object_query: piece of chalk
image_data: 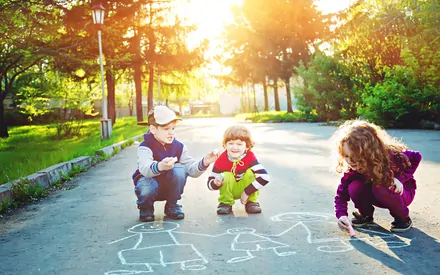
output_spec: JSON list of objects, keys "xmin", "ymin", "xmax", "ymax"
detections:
[{"xmin": 348, "ymin": 225, "xmax": 356, "ymax": 237}]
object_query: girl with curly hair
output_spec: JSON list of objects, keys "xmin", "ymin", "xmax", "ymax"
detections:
[{"xmin": 332, "ymin": 120, "xmax": 422, "ymax": 233}]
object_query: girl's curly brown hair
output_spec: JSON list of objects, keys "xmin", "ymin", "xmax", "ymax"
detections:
[
  {"xmin": 222, "ymin": 125, "xmax": 255, "ymax": 149},
  {"xmin": 331, "ymin": 120, "xmax": 410, "ymax": 187}
]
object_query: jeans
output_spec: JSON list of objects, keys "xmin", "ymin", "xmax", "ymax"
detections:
[
  {"xmin": 135, "ymin": 163, "xmax": 188, "ymax": 209},
  {"xmin": 349, "ymin": 180, "xmax": 416, "ymax": 220}
]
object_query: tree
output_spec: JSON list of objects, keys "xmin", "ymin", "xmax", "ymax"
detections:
[{"xmin": 0, "ymin": 0, "xmax": 65, "ymax": 138}]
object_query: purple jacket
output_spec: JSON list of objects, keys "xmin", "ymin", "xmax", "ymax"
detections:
[{"xmin": 334, "ymin": 150, "xmax": 422, "ymax": 219}]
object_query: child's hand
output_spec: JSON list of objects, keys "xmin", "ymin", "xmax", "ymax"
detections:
[
  {"xmin": 158, "ymin": 157, "xmax": 177, "ymax": 171},
  {"xmin": 390, "ymin": 178, "xmax": 404, "ymax": 195},
  {"xmin": 203, "ymin": 149, "xmax": 219, "ymax": 166},
  {"xmin": 240, "ymin": 192, "xmax": 249, "ymax": 205},
  {"xmin": 338, "ymin": 216, "xmax": 356, "ymax": 237},
  {"xmin": 214, "ymin": 177, "xmax": 224, "ymax": 187},
  {"xmin": 337, "ymin": 216, "xmax": 351, "ymax": 231}
]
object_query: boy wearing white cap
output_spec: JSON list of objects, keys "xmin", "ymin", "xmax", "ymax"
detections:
[{"xmin": 132, "ymin": 106, "xmax": 218, "ymax": 221}]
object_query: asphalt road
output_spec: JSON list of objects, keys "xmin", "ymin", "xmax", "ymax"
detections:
[{"xmin": 1, "ymin": 118, "xmax": 439, "ymax": 275}]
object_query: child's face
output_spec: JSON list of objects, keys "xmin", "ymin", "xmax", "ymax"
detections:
[
  {"xmin": 150, "ymin": 121, "xmax": 177, "ymax": 145},
  {"xmin": 225, "ymin": 139, "xmax": 248, "ymax": 160},
  {"xmin": 343, "ymin": 142, "xmax": 358, "ymax": 171}
]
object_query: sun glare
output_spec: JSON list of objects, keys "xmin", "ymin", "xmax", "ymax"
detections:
[{"xmin": 177, "ymin": 0, "xmax": 352, "ymax": 74}]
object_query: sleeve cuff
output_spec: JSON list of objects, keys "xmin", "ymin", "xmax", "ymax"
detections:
[
  {"xmin": 244, "ymin": 184, "xmax": 257, "ymax": 196},
  {"xmin": 208, "ymin": 179, "xmax": 220, "ymax": 190},
  {"xmin": 198, "ymin": 159, "xmax": 209, "ymax": 171},
  {"xmin": 150, "ymin": 161, "xmax": 161, "ymax": 175},
  {"xmin": 336, "ymin": 211, "xmax": 348, "ymax": 219}
]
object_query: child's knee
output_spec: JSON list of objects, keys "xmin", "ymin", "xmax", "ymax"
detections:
[
  {"xmin": 169, "ymin": 164, "xmax": 187, "ymax": 180},
  {"xmin": 135, "ymin": 177, "xmax": 158, "ymax": 198},
  {"xmin": 348, "ymin": 180, "xmax": 369, "ymax": 199}
]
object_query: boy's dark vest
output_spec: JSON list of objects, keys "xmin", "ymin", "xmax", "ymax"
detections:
[{"xmin": 132, "ymin": 131, "xmax": 184, "ymax": 185}]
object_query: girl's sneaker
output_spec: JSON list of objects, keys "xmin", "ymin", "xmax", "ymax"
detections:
[
  {"xmin": 390, "ymin": 217, "xmax": 413, "ymax": 233},
  {"xmin": 351, "ymin": 211, "xmax": 374, "ymax": 227}
]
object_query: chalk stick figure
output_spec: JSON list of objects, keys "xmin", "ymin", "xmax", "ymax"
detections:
[
  {"xmin": 226, "ymin": 227, "xmax": 296, "ymax": 263},
  {"xmin": 106, "ymin": 222, "xmax": 208, "ymax": 275}
]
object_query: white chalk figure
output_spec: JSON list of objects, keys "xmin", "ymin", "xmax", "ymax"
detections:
[
  {"xmin": 270, "ymin": 212, "xmax": 410, "ymax": 253},
  {"xmin": 226, "ymin": 227, "xmax": 296, "ymax": 263},
  {"xmin": 105, "ymin": 222, "xmax": 208, "ymax": 275}
]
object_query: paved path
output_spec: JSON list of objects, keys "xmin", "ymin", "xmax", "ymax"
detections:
[{"xmin": 1, "ymin": 118, "xmax": 439, "ymax": 275}]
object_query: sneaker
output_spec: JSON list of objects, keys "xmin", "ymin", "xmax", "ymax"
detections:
[
  {"xmin": 217, "ymin": 203, "xmax": 232, "ymax": 215},
  {"xmin": 138, "ymin": 206, "xmax": 154, "ymax": 222},
  {"xmin": 351, "ymin": 211, "xmax": 374, "ymax": 227},
  {"xmin": 245, "ymin": 202, "xmax": 262, "ymax": 214},
  {"xmin": 390, "ymin": 217, "xmax": 412, "ymax": 233},
  {"xmin": 164, "ymin": 202, "xmax": 185, "ymax": 220}
]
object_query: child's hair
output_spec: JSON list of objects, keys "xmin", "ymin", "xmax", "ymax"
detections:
[
  {"xmin": 331, "ymin": 120, "xmax": 410, "ymax": 186},
  {"xmin": 222, "ymin": 125, "xmax": 255, "ymax": 149}
]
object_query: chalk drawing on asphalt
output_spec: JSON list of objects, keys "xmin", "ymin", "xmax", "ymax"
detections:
[
  {"xmin": 270, "ymin": 212, "xmax": 411, "ymax": 253},
  {"xmin": 105, "ymin": 212, "xmax": 412, "ymax": 274},
  {"xmin": 105, "ymin": 222, "xmax": 208, "ymax": 275}
]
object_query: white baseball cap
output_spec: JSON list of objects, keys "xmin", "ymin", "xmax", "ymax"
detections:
[{"xmin": 148, "ymin": 105, "xmax": 182, "ymax": 126}]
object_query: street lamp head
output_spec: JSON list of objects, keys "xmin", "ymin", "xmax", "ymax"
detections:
[{"xmin": 92, "ymin": 3, "xmax": 105, "ymax": 25}]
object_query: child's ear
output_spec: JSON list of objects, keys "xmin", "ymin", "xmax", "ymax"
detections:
[{"xmin": 150, "ymin": 125, "xmax": 157, "ymax": 134}]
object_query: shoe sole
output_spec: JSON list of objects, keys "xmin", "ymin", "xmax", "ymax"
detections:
[
  {"xmin": 390, "ymin": 221, "xmax": 413, "ymax": 233},
  {"xmin": 165, "ymin": 214, "xmax": 185, "ymax": 220},
  {"xmin": 246, "ymin": 208, "xmax": 262, "ymax": 214},
  {"xmin": 139, "ymin": 217, "xmax": 155, "ymax": 222},
  {"xmin": 217, "ymin": 211, "xmax": 232, "ymax": 215}
]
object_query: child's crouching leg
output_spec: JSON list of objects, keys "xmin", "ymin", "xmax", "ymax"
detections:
[
  {"xmin": 218, "ymin": 172, "xmax": 236, "ymax": 206},
  {"xmin": 135, "ymin": 177, "xmax": 158, "ymax": 221},
  {"xmin": 372, "ymin": 184, "xmax": 410, "ymax": 220},
  {"xmin": 348, "ymin": 180, "xmax": 375, "ymax": 217}
]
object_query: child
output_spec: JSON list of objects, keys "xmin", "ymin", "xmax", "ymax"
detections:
[
  {"xmin": 332, "ymin": 120, "xmax": 422, "ymax": 233},
  {"xmin": 207, "ymin": 125, "xmax": 269, "ymax": 215},
  {"xmin": 132, "ymin": 105, "xmax": 218, "ymax": 222}
]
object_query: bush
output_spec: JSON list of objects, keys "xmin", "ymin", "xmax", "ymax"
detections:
[{"xmin": 4, "ymin": 109, "xmax": 30, "ymax": 126}]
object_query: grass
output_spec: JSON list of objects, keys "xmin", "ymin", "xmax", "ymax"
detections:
[
  {"xmin": 235, "ymin": 110, "xmax": 320, "ymax": 123},
  {"xmin": 0, "ymin": 117, "xmax": 147, "ymax": 185}
]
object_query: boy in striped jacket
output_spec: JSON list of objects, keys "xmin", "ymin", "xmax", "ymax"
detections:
[{"xmin": 207, "ymin": 125, "xmax": 269, "ymax": 214}]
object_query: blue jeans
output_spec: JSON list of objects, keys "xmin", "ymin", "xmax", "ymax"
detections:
[{"xmin": 134, "ymin": 164, "xmax": 188, "ymax": 209}]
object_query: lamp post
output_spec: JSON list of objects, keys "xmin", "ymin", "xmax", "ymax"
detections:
[{"xmin": 92, "ymin": 3, "xmax": 112, "ymax": 139}]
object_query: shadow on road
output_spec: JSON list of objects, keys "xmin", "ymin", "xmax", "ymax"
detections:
[{"xmin": 350, "ymin": 226, "xmax": 440, "ymax": 274}]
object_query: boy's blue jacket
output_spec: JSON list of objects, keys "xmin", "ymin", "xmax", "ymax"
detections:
[{"xmin": 132, "ymin": 131, "xmax": 208, "ymax": 185}]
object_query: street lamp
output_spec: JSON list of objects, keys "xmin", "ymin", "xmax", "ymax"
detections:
[{"xmin": 92, "ymin": 3, "xmax": 112, "ymax": 139}]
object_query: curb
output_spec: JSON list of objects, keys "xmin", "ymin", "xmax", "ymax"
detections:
[{"xmin": 0, "ymin": 133, "xmax": 144, "ymax": 208}]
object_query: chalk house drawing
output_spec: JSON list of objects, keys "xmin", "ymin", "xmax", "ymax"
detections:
[
  {"xmin": 270, "ymin": 212, "xmax": 411, "ymax": 253},
  {"xmin": 105, "ymin": 222, "xmax": 208, "ymax": 275}
]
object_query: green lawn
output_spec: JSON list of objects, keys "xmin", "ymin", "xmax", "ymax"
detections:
[
  {"xmin": 0, "ymin": 117, "xmax": 147, "ymax": 185},
  {"xmin": 235, "ymin": 110, "xmax": 320, "ymax": 123}
]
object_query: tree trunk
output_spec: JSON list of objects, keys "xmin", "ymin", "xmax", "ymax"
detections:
[
  {"xmin": 252, "ymin": 82, "xmax": 257, "ymax": 113},
  {"xmin": 284, "ymin": 77, "xmax": 293, "ymax": 113},
  {"xmin": 263, "ymin": 80, "xmax": 268, "ymax": 112},
  {"xmin": 106, "ymin": 69, "xmax": 116, "ymax": 124},
  {"xmin": 147, "ymin": 65, "xmax": 154, "ymax": 112},
  {"xmin": 0, "ymin": 98, "xmax": 9, "ymax": 138},
  {"xmin": 273, "ymin": 79, "xmax": 280, "ymax": 111},
  {"xmin": 134, "ymin": 34, "xmax": 143, "ymax": 122}
]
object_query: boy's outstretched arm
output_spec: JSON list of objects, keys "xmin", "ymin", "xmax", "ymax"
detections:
[{"xmin": 179, "ymin": 145, "xmax": 209, "ymax": 178}]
